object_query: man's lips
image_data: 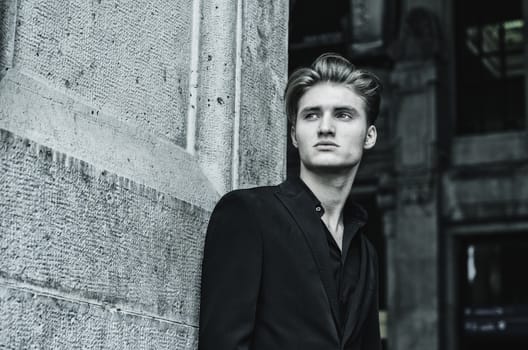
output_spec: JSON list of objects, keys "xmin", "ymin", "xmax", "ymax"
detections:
[{"xmin": 314, "ymin": 141, "xmax": 339, "ymax": 147}]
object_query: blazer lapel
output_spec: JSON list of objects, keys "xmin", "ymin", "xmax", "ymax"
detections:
[{"xmin": 275, "ymin": 188, "xmax": 341, "ymax": 333}]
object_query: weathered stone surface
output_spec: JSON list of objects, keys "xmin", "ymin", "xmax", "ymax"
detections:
[
  {"xmin": 194, "ymin": 0, "xmax": 238, "ymax": 194},
  {"xmin": 238, "ymin": 0, "xmax": 288, "ymax": 187},
  {"xmin": 0, "ymin": 129, "xmax": 209, "ymax": 326},
  {"xmin": 0, "ymin": 70, "xmax": 219, "ymax": 210},
  {"xmin": 194, "ymin": 0, "xmax": 288, "ymax": 193},
  {"xmin": 0, "ymin": 287, "xmax": 198, "ymax": 349},
  {"xmin": 13, "ymin": 0, "xmax": 192, "ymax": 145},
  {"xmin": 1, "ymin": 1, "xmax": 288, "ymax": 349},
  {"xmin": 0, "ymin": 0, "xmax": 17, "ymax": 71}
]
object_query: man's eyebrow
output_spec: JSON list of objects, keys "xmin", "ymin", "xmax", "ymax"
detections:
[
  {"xmin": 299, "ymin": 105, "xmax": 359, "ymax": 113},
  {"xmin": 299, "ymin": 106, "xmax": 322, "ymax": 113},
  {"xmin": 334, "ymin": 106, "xmax": 359, "ymax": 112}
]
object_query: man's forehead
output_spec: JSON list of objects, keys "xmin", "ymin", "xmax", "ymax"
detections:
[{"xmin": 298, "ymin": 83, "xmax": 365, "ymax": 111}]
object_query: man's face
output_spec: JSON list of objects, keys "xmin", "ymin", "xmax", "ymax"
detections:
[{"xmin": 291, "ymin": 82, "xmax": 377, "ymax": 173}]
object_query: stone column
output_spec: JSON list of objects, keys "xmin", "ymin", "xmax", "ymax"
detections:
[{"xmin": 387, "ymin": 7, "xmax": 442, "ymax": 350}]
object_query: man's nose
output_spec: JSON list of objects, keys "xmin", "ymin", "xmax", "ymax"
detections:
[{"xmin": 317, "ymin": 113, "xmax": 335, "ymax": 135}]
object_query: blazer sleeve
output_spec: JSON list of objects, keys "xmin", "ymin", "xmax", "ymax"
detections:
[
  {"xmin": 361, "ymin": 251, "xmax": 381, "ymax": 350},
  {"xmin": 198, "ymin": 191, "xmax": 262, "ymax": 350}
]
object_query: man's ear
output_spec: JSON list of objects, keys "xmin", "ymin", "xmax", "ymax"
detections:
[
  {"xmin": 290, "ymin": 125, "xmax": 298, "ymax": 148},
  {"xmin": 363, "ymin": 125, "xmax": 377, "ymax": 150}
]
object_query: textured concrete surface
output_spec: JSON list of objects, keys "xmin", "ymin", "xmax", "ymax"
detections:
[
  {"xmin": 0, "ymin": 70, "xmax": 219, "ymax": 210},
  {"xmin": 0, "ymin": 129, "xmax": 209, "ymax": 326},
  {"xmin": 0, "ymin": 0, "xmax": 17, "ymax": 73},
  {"xmin": 13, "ymin": 0, "xmax": 192, "ymax": 145},
  {"xmin": 0, "ymin": 287, "xmax": 198, "ymax": 349},
  {"xmin": 238, "ymin": 0, "xmax": 288, "ymax": 188},
  {"xmin": 194, "ymin": 0, "xmax": 288, "ymax": 192},
  {"xmin": 194, "ymin": 0, "xmax": 238, "ymax": 194},
  {"xmin": 0, "ymin": 0, "xmax": 288, "ymax": 348}
]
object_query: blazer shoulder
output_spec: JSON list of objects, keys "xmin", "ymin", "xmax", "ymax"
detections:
[
  {"xmin": 206, "ymin": 185, "xmax": 280, "ymax": 242},
  {"xmin": 215, "ymin": 185, "xmax": 280, "ymax": 210}
]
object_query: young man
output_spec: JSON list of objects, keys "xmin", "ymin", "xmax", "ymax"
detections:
[{"xmin": 199, "ymin": 53, "xmax": 382, "ymax": 350}]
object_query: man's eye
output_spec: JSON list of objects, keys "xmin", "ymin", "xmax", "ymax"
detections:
[
  {"xmin": 336, "ymin": 112, "xmax": 353, "ymax": 119},
  {"xmin": 304, "ymin": 113, "xmax": 318, "ymax": 120}
]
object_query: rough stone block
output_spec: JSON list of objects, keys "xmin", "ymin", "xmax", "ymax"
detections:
[
  {"xmin": 0, "ymin": 129, "xmax": 209, "ymax": 326},
  {"xmin": 0, "ymin": 0, "xmax": 17, "ymax": 70},
  {"xmin": 13, "ymin": 0, "xmax": 192, "ymax": 145},
  {"xmin": 0, "ymin": 70, "xmax": 219, "ymax": 210},
  {"xmin": 238, "ymin": 0, "xmax": 288, "ymax": 187},
  {"xmin": 194, "ymin": 0, "xmax": 288, "ymax": 193},
  {"xmin": 0, "ymin": 287, "xmax": 198, "ymax": 349},
  {"xmin": 194, "ymin": 0, "xmax": 238, "ymax": 194}
]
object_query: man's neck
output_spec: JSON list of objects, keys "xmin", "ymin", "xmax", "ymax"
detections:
[{"xmin": 300, "ymin": 166, "xmax": 358, "ymax": 247}]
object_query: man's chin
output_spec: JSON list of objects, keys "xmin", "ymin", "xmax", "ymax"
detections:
[{"xmin": 302, "ymin": 162, "xmax": 359, "ymax": 175}]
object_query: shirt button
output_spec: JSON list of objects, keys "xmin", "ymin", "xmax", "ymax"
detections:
[{"xmin": 315, "ymin": 206, "xmax": 322, "ymax": 212}]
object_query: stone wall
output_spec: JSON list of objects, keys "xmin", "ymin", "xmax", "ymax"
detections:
[{"xmin": 0, "ymin": 0, "xmax": 288, "ymax": 348}]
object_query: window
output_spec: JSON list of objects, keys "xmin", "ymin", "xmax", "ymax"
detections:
[
  {"xmin": 455, "ymin": 0, "xmax": 525, "ymax": 134},
  {"xmin": 457, "ymin": 234, "xmax": 528, "ymax": 349}
]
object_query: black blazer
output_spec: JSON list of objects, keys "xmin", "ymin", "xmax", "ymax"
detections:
[{"xmin": 199, "ymin": 178, "xmax": 380, "ymax": 350}]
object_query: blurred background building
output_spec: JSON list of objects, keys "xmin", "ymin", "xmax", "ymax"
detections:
[{"xmin": 289, "ymin": 0, "xmax": 528, "ymax": 349}]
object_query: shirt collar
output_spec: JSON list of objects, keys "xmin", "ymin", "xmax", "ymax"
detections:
[{"xmin": 279, "ymin": 177, "xmax": 368, "ymax": 225}]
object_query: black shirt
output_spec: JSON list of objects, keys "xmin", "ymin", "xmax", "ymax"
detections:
[
  {"xmin": 318, "ymin": 203, "xmax": 365, "ymax": 332},
  {"xmin": 296, "ymin": 178, "xmax": 370, "ymax": 334}
]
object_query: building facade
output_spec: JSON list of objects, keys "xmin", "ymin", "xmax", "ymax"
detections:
[
  {"xmin": 289, "ymin": 0, "xmax": 528, "ymax": 349},
  {"xmin": 2, "ymin": 0, "xmax": 528, "ymax": 349}
]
